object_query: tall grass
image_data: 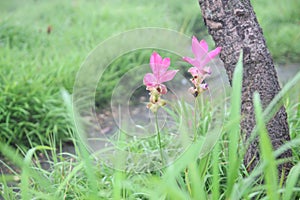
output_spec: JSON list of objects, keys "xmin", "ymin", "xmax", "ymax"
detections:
[
  {"xmin": 1, "ymin": 0, "xmax": 299, "ymax": 147},
  {"xmin": 0, "ymin": 0, "xmax": 204, "ymax": 146},
  {"xmin": 1, "ymin": 54, "xmax": 299, "ymax": 199},
  {"xmin": 226, "ymin": 52, "xmax": 243, "ymax": 198},
  {"xmin": 0, "ymin": 0, "xmax": 299, "ymax": 199}
]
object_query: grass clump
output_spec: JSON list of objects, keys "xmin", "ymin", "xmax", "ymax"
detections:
[
  {"xmin": 0, "ymin": 3, "xmax": 299, "ymax": 199},
  {"xmin": 1, "ymin": 54, "xmax": 300, "ymax": 199},
  {"xmin": 0, "ymin": 0, "xmax": 200, "ymax": 146},
  {"xmin": 0, "ymin": 0, "xmax": 299, "ymax": 147},
  {"xmin": 0, "ymin": 80, "xmax": 72, "ymax": 147}
]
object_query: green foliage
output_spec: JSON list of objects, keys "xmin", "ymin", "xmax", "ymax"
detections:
[
  {"xmin": 226, "ymin": 52, "xmax": 243, "ymax": 198},
  {"xmin": 253, "ymin": 92, "xmax": 279, "ymax": 200},
  {"xmin": 0, "ymin": 44, "xmax": 72, "ymax": 147},
  {"xmin": 0, "ymin": 0, "xmax": 299, "ymax": 148},
  {"xmin": 0, "ymin": 22, "xmax": 40, "ymax": 50},
  {"xmin": 1, "ymin": 54, "xmax": 300, "ymax": 200},
  {"xmin": 0, "ymin": 77, "xmax": 72, "ymax": 147},
  {"xmin": 0, "ymin": 0, "xmax": 194, "ymax": 147},
  {"xmin": 252, "ymin": 0, "xmax": 300, "ymax": 63}
]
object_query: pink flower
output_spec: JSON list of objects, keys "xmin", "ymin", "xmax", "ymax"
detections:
[
  {"xmin": 183, "ymin": 36, "xmax": 221, "ymax": 77},
  {"xmin": 143, "ymin": 52, "xmax": 178, "ymax": 94}
]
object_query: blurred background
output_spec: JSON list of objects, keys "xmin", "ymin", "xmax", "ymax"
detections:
[{"xmin": 0, "ymin": 0, "xmax": 299, "ymax": 147}]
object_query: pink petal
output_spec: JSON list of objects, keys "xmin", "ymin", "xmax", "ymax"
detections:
[
  {"xmin": 201, "ymin": 47, "xmax": 222, "ymax": 67},
  {"xmin": 208, "ymin": 47, "xmax": 221, "ymax": 59},
  {"xmin": 159, "ymin": 84, "xmax": 168, "ymax": 94},
  {"xmin": 199, "ymin": 39, "xmax": 208, "ymax": 52},
  {"xmin": 160, "ymin": 57, "xmax": 171, "ymax": 73},
  {"xmin": 159, "ymin": 70, "xmax": 179, "ymax": 83},
  {"xmin": 200, "ymin": 83, "xmax": 209, "ymax": 90},
  {"xmin": 183, "ymin": 57, "xmax": 201, "ymax": 68},
  {"xmin": 150, "ymin": 52, "xmax": 162, "ymax": 76},
  {"xmin": 188, "ymin": 67, "xmax": 200, "ymax": 77},
  {"xmin": 192, "ymin": 36, "xmax": 208, "ymax": 60},
  {"xmin": 143, "ymin": 73, "xmax": 157, "ymax": 87}
]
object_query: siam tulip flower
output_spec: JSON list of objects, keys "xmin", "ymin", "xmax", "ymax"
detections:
[
  {"xmin": 143, "ymin": 51, "xmax": 178, "ymax": 112},
  {"xmin": 143, "ymin": 52, "xmax": 178, "ymax": 95},
  {"xmin": 183, "ymin": 36, "xmax": 221, "ymax": 78},
  {"xmin": 183, "ymin": 36, "xmax": 221, "ymax": 97}
]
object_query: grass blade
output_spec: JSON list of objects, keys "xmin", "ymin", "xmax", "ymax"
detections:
[
  {"xmin": 253, "ymin": 92, "xmax": 279, "ymax": 200},
  {"xmin": 212, "ymin": 141, "xmax": 220, "ymax": 200},
  {"xmin": 189, "ymin": 160, "xmax": 206, "ymax": 199},
  {"xmin": 226, "ymin": 51, "xmax": 243, "ymax": 198},
  {"xmin": 282, "ymin": 162, "xmax": 300, "ymax": 199},
  {"xmin": 62, "ymin": 89, "xmax": 99, "ymax": 199},
  {"xmin": 21, "ymin": 146, "xmax": 54, "ymax": 200}
]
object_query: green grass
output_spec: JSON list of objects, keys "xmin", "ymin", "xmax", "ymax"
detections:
[
  {"xmin": 0, "ymin": 0, "xmax": 200, "ymax": 146},
  {"xmin": 226, "ymin": 52, "xmax": 243, "ymax": 198},
  {"xmin": 252, "ymin": 0, "xmax": 300, "ymax": 63},
  {"xmin": 0, "ymin": 1, "xmax": 300, "ymax": 198},
  {"xmin": 0, "ymin": 57, "xmax": 299, "ymax": 199},
  {"xmin": 0, "ymin": 0, "xmax": 299, "ymax": 146}
]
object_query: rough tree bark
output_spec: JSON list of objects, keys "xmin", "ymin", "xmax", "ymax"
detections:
[{"xmin": 198, "ymin": 0, "xmax": 292, "ymax": 178}]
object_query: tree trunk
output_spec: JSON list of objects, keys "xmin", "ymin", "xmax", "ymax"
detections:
[{"xmin": 198, "ymin": 0, "xmax": 292, "ymax": 178}]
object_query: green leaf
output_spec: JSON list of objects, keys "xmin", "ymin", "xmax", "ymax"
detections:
[
  {"xmin": 226, "ymin": 51, "xmax": 243, "ymax": 198},
  {"xmin": 282, "ymin": 162, "xmax": 300, "ymax": 200},
  {"xmin": 253, "ymin": 92, "xmax": 279, "ymax": 200}
]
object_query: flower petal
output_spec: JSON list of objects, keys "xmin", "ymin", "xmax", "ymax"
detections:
[
  {"xmin": 160, "ymin": 57, "xmax": 170, "ymax": 73},
  {"xmin": 159, "ymin": 70, "xmax": 179, "ymax": 83},
  {"xmin": 201, "ymin": 47, "xmax": 222, "ymax": 67},
  {"xmin": 192, "ymin": 36, "xmax": 208, "ymax": 60},
  {"xmin": 143, "ymin": 73, "xmax": 157, "ymax": 87},
  {"xmin": 199, "ymin": 39, "xmax": 208, "ymax": 52},
  {"xmin": 183, "ymin": 57, "xmax": 201, "ymax": 68},
  {"xmin": 150, "ymin": 52, "xmax": 162, "ymax": 76},
  {"xmin": 200, "ymin": 83, "xmax": 209, "ymax": 90},
  {"xmin": 208, "ymin": 47, "xmax": 221, "ymax": 59},
  {"xmin": 187, "ymin": 67, "xmax": 200, "ymax": 77},
  {"xmin": 159, "ymin": 84, "xmax": 167, "ymax": 94}
]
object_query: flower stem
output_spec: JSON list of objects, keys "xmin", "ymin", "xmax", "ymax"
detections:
[
  {"xmin": 193, "ymin": 97, "xmax": 199, "ymax": 141},
  {"xmin": 155, "ymin": 113, "xmax": 164, "ymax": 164}
]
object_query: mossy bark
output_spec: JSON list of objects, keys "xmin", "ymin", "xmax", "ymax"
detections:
[{"xmin": 198, "ymin": 0, "xmax": 292, "ymax": 178}]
